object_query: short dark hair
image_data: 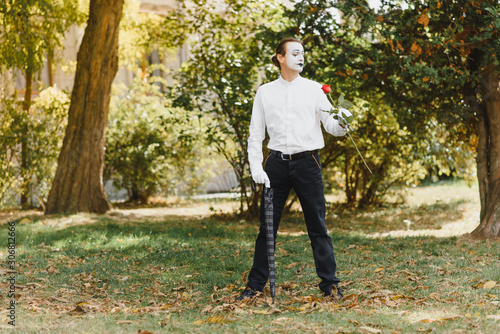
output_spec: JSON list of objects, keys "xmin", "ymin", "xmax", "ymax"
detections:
[{"xmin": 271, "ymin": 38, "xmax": 303, "ymax": 70}]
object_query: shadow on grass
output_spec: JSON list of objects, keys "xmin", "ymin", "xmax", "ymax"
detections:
[
  {"xmin": 1, "ymin": 196, "xmax": 473, "ymax": 296},
  {"xmin": 1, "ymin": 215, "xmax": 262, "ymax": 295},
  {"xmin": 1, "ymin": 212, "xmax": 482, "ymax": 292}
]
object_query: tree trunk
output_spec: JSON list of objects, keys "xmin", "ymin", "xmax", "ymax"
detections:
[
  {"xmin": 21, "ymin": 68, "xmax": 33, "ymax": 208},
  {"xmin": 471, "ymin": 67, "xmax": 500, "ymax": 239},
  {"xmin": 474, "ymin": 99, "xmax": 488, "ymax": 223},
  {"xmin": 47, "ymin": 53, "xmax": 54, "ymax": 87},
  {"xmin": 45, "ymin": 0, "xmax": 124, "ymax": 214}
]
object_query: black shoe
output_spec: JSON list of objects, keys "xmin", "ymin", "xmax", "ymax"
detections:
[
  {"xmin": 323, "ymin": 286, "xmax": 343, "ymax": 300},
  {"xmin": 236, "ymin": 287, "xmax": 258, "ymax": 301}
]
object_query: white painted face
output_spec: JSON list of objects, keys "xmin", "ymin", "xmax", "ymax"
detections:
[{"xmin": 280, "ymin": 42, "xmax": 304, "ymax": 73}]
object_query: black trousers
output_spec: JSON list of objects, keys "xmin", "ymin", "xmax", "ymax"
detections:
[{"xmin": 247, "ymin": 150, "xmax": 340, "ymax": 293}]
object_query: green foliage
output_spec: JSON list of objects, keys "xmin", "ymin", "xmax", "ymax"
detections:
[
  {"xmin": 105, "ymin": 72, "xmax": 208, "ymax": 202},
  {"xmin": 277, "ymin": 0, "xmax": 479, "ymax": 206},
  {"xmin": 326, "ymin": 94, "xmax": 474, "ymax": 207},
  {"xmin": 333, "ymin": 0, "xmax": 500, "ymax": 135},
  {"xmin": 0, "ymin": 0, "xmax": 85, "ymax": 72},
  {"xmin": 0, "ymin": 88, "xmax": 24, "ymax": 207},
  {"xmin": 166, "ymin": 0, "xmax": 285, "ymax": 214},
  {"xmin": 323, "ymin": 96, "xmax": 425, "ymax": 206},
  {"xmin": 330, "ymin": 0, "xmax": 497, "ymax": 196},
  {"xmin": 119, "ymin": 0, "xmax": 178, "ymax": 70},
  {"xmin": 29, "ymin": 86, "xmax": 71, "ymax": 202},
  {"xmin": 0, "ymin": 85, "xmax": 69, "ymax": 208},
  {"xmin": 164, "ymin": 0, "xmax": 475, "ymax": 208},
  {"xmin": 0, "ymin": 0, "xmax": 85, "ymax": 208},
  {"xmin": 1, "ymin": 0, "xmax": 482, "ymax": 211}
]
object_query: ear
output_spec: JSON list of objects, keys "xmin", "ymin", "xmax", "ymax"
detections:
[{"xmin": 277, "ymin": 53, "xmax": 285, "ymax": 65}]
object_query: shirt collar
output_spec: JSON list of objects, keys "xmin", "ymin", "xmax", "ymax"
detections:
[{"xmin": 278, "ymin": 74, "xmax": 301, "ymax": 86}]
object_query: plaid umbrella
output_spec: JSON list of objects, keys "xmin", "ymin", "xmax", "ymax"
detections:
[{"xmin": 264, "ymin": 187, "xmax": 276, "ymax": 303}]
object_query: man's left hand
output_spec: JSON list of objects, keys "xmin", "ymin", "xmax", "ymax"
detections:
[{"xmin": 337, "ymin": 107, "xmax": 353, "ymax": 129}]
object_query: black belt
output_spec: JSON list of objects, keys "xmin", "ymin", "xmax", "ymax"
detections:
[{"xmin": 271, "ymin": 150, "xmax": 316, "ymax": 161}]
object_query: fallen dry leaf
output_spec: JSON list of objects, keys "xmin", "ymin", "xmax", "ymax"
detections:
[
  {"xmin": 194, "ymin": 315, "xmax": 234, "ymax": 324},
  {"xmin": 241, "ymin": 270, "xmax": 250, "ymax": 284},
  {"xmin": 483, "ymin": 281, "xmax": 497, "ymax": 289},
  {"xmin": 0, "ymin": 268, "xmax": 17, "ymax": 275},
  {"xmin": 68, "ymin": 305, "xmax": 86, "ymax": 315},
  {"xmin": 201, "ymin": 305, "xmax": 212, "ymax": 313},
  {"xmin": 420, "ymin": 319, "xmax": 434, "ymax": 323},
  {"xmin": 270, "ymin": 307, "xmax": 281, "ymax": 314},
  {"xmin": 359, "ymin": 325, "xmax": 382, "ymax": 334},
  {"xmin": 278, "ymin": 247, "xmax": 289, "ymax": 256},
  {"xmin": 486, "ymin": 315, "xmax": 500, "ymax": 320},
  {"xmin": 279, "ymin": 282, "xmax": 297, "ymax": 290},
  {"xmin": 420, "ymin": 315, "xmax": 463, "ymax": 324},
  {"xmin": 272, "ymin": 317, "xmax": 292, "ymax": 324},
  {"xmin": 439, "ymin": 315, "xmax": 463, "ymax": 321}
]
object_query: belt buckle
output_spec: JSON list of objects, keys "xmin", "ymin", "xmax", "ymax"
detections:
[{"xmin": 281, "ymin": 153, "xmax": 292, "ymax": 161}]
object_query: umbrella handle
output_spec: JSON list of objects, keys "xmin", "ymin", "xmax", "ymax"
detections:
[{"xmin": 252, "ymin": 180, "xmax": 273, "ymax": 192}]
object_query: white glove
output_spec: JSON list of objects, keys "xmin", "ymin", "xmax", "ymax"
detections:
[
  {"xmin": 337, "ymin": 107, "xmax": 352, "ymax": 128},
  {"xmin": 250, "ymin": 165, "xmax": 270, "ymax": 188}
]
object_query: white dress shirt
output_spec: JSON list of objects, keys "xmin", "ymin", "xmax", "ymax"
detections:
[{"xmin": 248, "ymin": 75, "xmax": 346, "ymax": 172}]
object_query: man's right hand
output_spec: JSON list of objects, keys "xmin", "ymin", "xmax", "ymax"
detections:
[{"xmin": 252, "ymin": 169, "xmax": 270, "ymax": 188}]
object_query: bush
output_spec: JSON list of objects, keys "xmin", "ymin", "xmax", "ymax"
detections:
[
  {"xmin": 322, "ymin": 95, "xmax": 475, "ymax": 208},
  {"xmin": 105, "ymin": 73, "xmax": 209, "ymax": 202},
  {"xmin": 0, "ymin": 88, "xmax": 24, "ymax": 207},
  {"xmin": 0, "ymin": 84, "xmax": 69, "ymax": 208}
]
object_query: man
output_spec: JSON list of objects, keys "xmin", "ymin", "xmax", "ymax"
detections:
[{"xmin": 237, "ymin": 38, "xmax": 347, "ymax": 301}]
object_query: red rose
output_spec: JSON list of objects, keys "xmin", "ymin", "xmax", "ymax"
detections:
[{"xmin": 321, "ymin": 84, "xmax": 332, "ymax": 94}]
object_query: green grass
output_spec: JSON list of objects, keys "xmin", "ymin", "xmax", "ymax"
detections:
[{"xmin": 1, "ymin": 181, "xmax": 499, "ymax": 333}]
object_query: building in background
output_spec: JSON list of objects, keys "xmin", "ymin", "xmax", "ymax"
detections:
[{"xmin": 14, "ymin": 0, "xmax": 179, "ymax": 96}]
